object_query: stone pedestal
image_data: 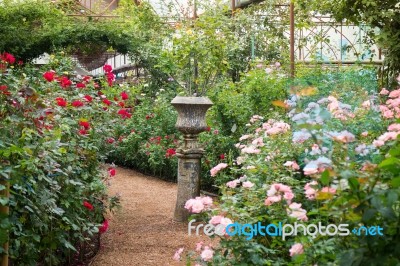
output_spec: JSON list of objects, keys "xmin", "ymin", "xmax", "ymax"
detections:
[
  {"xmin": 173, "ymin": 152, "xmax": 202, "ymax": 221},
  {"xmin": 171, "ymin": 96, "xmax": 213, "ymax": 222}
]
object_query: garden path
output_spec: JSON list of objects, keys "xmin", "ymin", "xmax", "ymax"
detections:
[{"xmin": 90, "ymin": 166, "xmax": 207, "ymax": 266}]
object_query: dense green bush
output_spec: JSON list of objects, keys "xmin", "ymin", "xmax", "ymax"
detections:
[
  {"xmin": 0, "ymin": 54, "xmax": 121, "ymax": 265},
  {"xmin": 180, "ymin": 70, "xmax": 400, "ymax": 265}
]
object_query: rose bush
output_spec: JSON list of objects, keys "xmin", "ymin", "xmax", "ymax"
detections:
[
  {"xmin": 180, "ymin": 71, "xmax": 400, "ymax": 265},
  {"xmin": 0, "ymin": 53, "xmax": 122, "ymax": 265}
]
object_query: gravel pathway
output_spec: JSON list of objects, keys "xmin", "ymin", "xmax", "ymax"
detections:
[{"xmin": 90, "ymin": 166, "xmax": 208, "ymax": 266}]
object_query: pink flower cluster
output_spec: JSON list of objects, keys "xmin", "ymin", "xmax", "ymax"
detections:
[
  {"xmin": 372, "ymin": 124, "xmax": 400, "ymax": 147},
  {"xmin": 184, "ymin": 196, "xmax": 213, "ymax": 213},
  {"xmin": 379, "ymin": 87, "xmax": 400, "ymax": 119},
  {"xmin": 264, "ymin": 183, "xmax": 294, "ymax": 206},
  {"xmin": 210, "ymin": 163, "xmax": 228, "ymax": 176},
  {"xmin": 289, "ymin": 243, "xmax": 304, "ymax": 257},
  {"xmin": 287, "ymin": 202, "xmax": 308, "ymax": 221},
  {"xmin": 261, "ymin": 120, "xmax": 291, "ymax": 136},
  {"xmin": 250, "ymin": 115, "xmax": 264, "ymax": 123},
  {"xmin": 241, "ymin": 146, "xmax": 261, "ymax": 154},
  {"xmin": 304, "ymin": 181, "xmax": 318, "ymax": 200},
  {"xmin": 283, "ymin": 161, "xmax": 300, "ymax": 170},
  {"xmin": 226, "ymin": 179, "xmax": 254, "ymax": 188},
  {"xmin": 326, "ymin": 96, "xmax": 355, "ymax": 121},
  {"xmin": 303, "ymin": 156, "xmax": 332, "ymax": 176},
  {"xmin": 209, "ymin": 215, "xmax": 233, "ymax": 235},
  {"xmin": 332, "ymin": 130, "xmax": 356, "ymax": 143}
]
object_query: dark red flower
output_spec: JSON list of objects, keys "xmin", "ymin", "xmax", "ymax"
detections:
[
  {"xmin": 118, "ymin": 101, "xmax": 125, "ymax": 107},
  {"xmin": 79, "ymin": 129, "xmax": 88, "ymax": 135},
  {"xmin": 59, "ymin": 76, "xmax": 72, "ymax": 88},
  {"xmin": 83, "ymin": 201, "xmax": 94, "ymax": 210},
  {"xmin": 82, "ymin": 76, "xmax": 91, "ymax": 82},
  {"xmin": 55, "ymin": 97, "xmax": 67, "ymax": 107},
  {"xmin": 99, "ymin": 219, "xmax": 109, "ymax": 233},
  {"xmin": 103, "ymin": 64, "xmax": 112, "ymax": 73},
  {"xmin": 107, "ymin": 72, "xmax": 115, "ymax": 86},
  {"xmin": 117, "ymin": 109, "xmax": 132, "ymax": 119},
  {"xmin": 219, "ymin": 154, "xmax": 225, "ymax": 160},
  {"xmin": 1, "ymin": 52, "xmax": 15, "ymax": 64},
  {"xmin": 108, "ymin": 168, "xmax": 116, "ymax": 177},
  {"xmin": 106, "ymin": 137, "xmax": 115, "ymax": 144},
  {"xmin": 206, "ymin": 126, "xmax": 211, "ymax": 132},
  {"xmin": 43, "ymin": 71, "xmax": 55, "ymax": 82},
  {"xmin": 76, "ymin": 82, "xmax": 86, "ymax": 88},
  {"xmin": 72, "ymin": 100, "xmax": 84, "ymax": 107},
  {"xmin": 103, "ymin": 99, "xmax": 112, "ymax": 106},
  {"xmin": 83, "ymin": 95, "xmax": 93, "ymax": 102},
  {"xmin": 121, "ymin": 91, "xmax": 129, "ymax": 100},
  {"xmin": 94, "ymin": 82, "xmax": 100, "ymax": 89},
  {"xmin": 79, "ymin": 120, "xmax": 90, "ymax": 129},
  {"xmin": 0, "ymin": 85, "xmax": 8, "ymax": 95},
  {"xmin": 166, "ymin": 148, "xmax": 176, "ymax": 158}
]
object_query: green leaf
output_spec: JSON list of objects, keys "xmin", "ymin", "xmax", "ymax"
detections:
[
  {"xmin": 362, "ymin": 208, "xmax": 377, "ymax": 222},
  {"xmin": 320, "ymin": 169, "xmax": 330, "ymax": 185},
  {"xmin": 390, "ymin": 177, "xmax": 400, "ymax": 188}
]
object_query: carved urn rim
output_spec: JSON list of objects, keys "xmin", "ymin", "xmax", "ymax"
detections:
[{"xmin": 171, "ymin": 96, "xmax": 213, "ymax": 106}]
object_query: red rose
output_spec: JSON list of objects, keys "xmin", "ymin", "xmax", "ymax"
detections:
[
  {"xmin": 83, "ymin": 95, "xmax": 92, "ymax": 102},
  {"xmin": 55, "ymin": 97, "xmax": 67, "ymax": 107},
  {"xmin": 103, "ymin": 99, "xmax": 112, "ymax": 106},
  {"xmin": 108, "ymin": 168, "xmax": 116, "ymax": 177},
  {"xmin": 59, "ymin": 76, "xmax": 72, "ymax": 88},
  {"xmin": 106, "ymin": 137, "xmax": 115, "ymax": 144},
  {"xmin": 76, "ymin": 82, "xmax": 86, "ymax": 88},
  {"xmin": 117, "ymin": 109, "xmax": 132, "ymax": 119},
  {"xmin": 99, "ymin": 219, "xmax": 109, "ymax": 233},
  {"xmin": 121, "ymin": 91, "xmax": 129, "ymax": 100},
  {"xmin": 118, "ymin": 101, "xmax": 125, "ymax": 107},
  {"xmin": 79, "ymin": 129, "xmax": 88, "ymax": 135},
  {"xmin": 206, "ymin": 126, "xmax": 211, "ymax": 132},
  {"xmin": 1, "ymin": 52, "xmax": 15, "ymax": 64},
  {"xmin": 83, "ymin": 76, "xmax": 91, "ymax": 82},
  {"xmin": 79, "ymin": 120, "xmax": 90, "ymax": 129},
  {"xmin": 166, "ymin": 148, "xmax": 176, "ymax": 158},
  {"xmin": 43, "ymin": 71, "xmax": 55, "ymax": 82},
  {"xmin": 219, "ymin": 154, "xmax": 225, "ymax": 160},
  {"xmin": 72, "ymin": 100, "xmax": 84, "ymax": 107},
  {"xmin": 107, "ymin": 72, "xmax": 115, "ymax": 86},
  {"xmin": 0, "ymin": 85, "xmax": 8, "ymax": 95},
  {"xmin": 103, "ymin": 64, "xmax": 112, "ymax": 73},
  {"xmin": 83, "ymin": 201, "xmax": 94, "ymax": 210}
]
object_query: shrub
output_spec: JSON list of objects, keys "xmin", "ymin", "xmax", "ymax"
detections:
[
  {"xmin": 0, "ymin": 54, "xmax": 121, "ymax": 265},
  {"xmin": 180, "ymin": 70, "xmax": 400, "ymax": 265}
]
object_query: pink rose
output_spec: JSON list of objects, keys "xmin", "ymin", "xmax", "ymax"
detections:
[
  {"xmin": 226, "ymin": 180, "xmax": 239, "ymax": 188},
  {"xmin": 196, "ymin": 241, "xmax": 203, "ymax": 252},
  {"xmin": 379, "ymin": 88, "xmax": 389, "ymax": 95},
  {"xmin": 200, "ymin": 247, "xmax": 214, "ymax": 262},
  {"xmin": 288, "ymin": 203, "xmax": 308, "ymax": 221},
  {"xmin": 242, "ymin": 181, "xmax": 254, "ymax": 188},
  {"xmin": 209, "ymin": 215, "xmax": 223, "ymax": 225},
  {"xmin": 289, "ymin": 243, "xmax": 304, "ymax": 257},
  {"xmin": 321, "ymin": 186, "xmax": 336, "ymax": 194},
  {"xmin": 173, "ymin": 247, "xmax": 184, "ymax": 261}
]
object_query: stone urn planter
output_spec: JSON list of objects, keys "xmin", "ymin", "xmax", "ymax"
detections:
[{"xmin": 171, "ymin": 96, "xmax": 213, "ymax": 222}]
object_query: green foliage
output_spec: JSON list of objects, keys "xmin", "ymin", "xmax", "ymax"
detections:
[
  {"xmin": 0, "ymin": 0, "xmax": 163, "ymax": 63},
  {"xmin": 0, "ymin": 54, "xmax": 121, "ymax": 265},
  {"xmin": 182, "ymin": 66, "xmax": 400, "ymax": 265}
]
